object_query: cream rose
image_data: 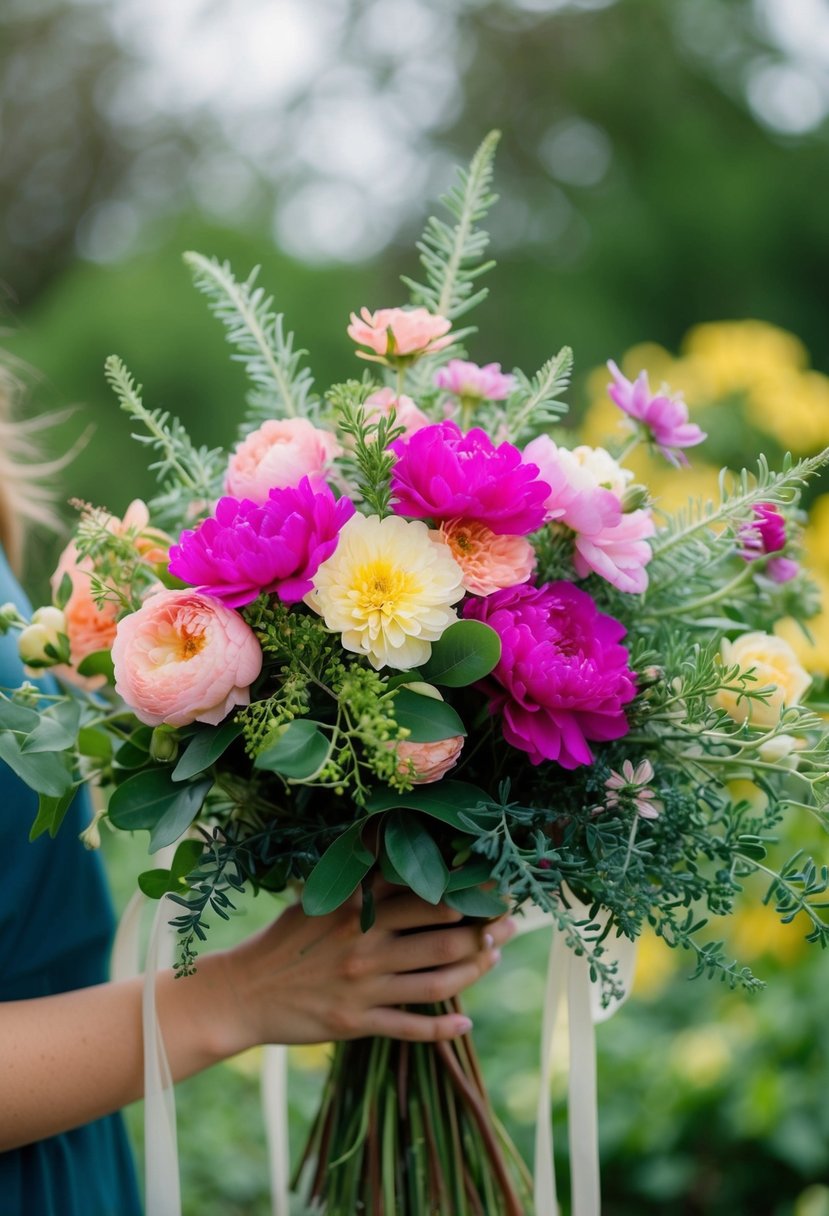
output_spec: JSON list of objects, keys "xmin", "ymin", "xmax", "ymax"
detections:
[{"xmin": 715, "ymin": 632, "xmax": 811, "ymax": 727}]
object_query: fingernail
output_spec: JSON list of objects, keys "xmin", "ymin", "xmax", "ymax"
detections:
[
  {"xmin": 456, "ymin": 1016, "xmax": 473, "ymax": 1034},
  {"xmin": 483, "ymin": 932, "xmax": 495, "ymax": 949},
  {"xmin": 505, "ymin": 918, "xmax": 518, "ymax": 938}
]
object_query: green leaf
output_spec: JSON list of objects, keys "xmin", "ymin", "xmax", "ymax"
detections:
[
  {"xmin": 76, "ymin": 649, "xmax": 115, "ymax": 682},
  {"xmin": 20, "ymin": 701, "xmax": 81, "ymax": 754},
  {"xmin": 364, "ymin": 781, "xmax": 490, "ymax": 832},
  {"xmin": 0, "ymin": 731, "xmax": 74, "ymax": 797},
  {"xmin": 0, "ymin": 701, "xmax": 40, "ymax": 733},
  {"xmin": 254, "ymin": 719, "xmax": 330, "ymax": 780},
  {"xmin": 302, "ymin": 822, "xmax": 374, "ymax": 916},
  {"xmin": 138, "ymin": 868, "xmax": 173, "ymax": 899},
  {"xmin": 108, "ymin": 767, "xmax": 213, "ymax": 852},
  {"xmin": 55, "ymin": 571, "xmax": 74, "ymax": 611},
  {"xmin": 393, "ymin": 689, "xmax": 466, "ymax": 743},
  {"xmin": 419, "ymin": 620, "xmax": 501, "ymax": 688},
  {"xmin": 29, "ymin": 787, "xmax": 78, "ymax": 841},
  {"xmin": 384, "ymin": 812, "xmax": 449, "ymax": 905},
  {"xmin": 171, "ymin": 837, "xmax": 206, "ymax": 880},
  {"xmin": 172, "ymin": 720, "xmax": 243, "ymax": 782},
  {"xmin": 137, "ymin": 839, "xmax": 206, "ymax": 899},
  {"xmin": 78, "ymin": 726, "xmax": 113, "ymax": 761},
  {"xmin": 446, "ymin": 857, "xmax": 493, "ymax": 892},
  {"xmin": 445, "ymin": 887, "xmax": 508, "ymax": 918}
]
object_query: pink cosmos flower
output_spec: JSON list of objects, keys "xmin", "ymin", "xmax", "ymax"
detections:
[
  {"xmin": 225, "ymin": 419, "xmax": 341, "ymax": 503},
  {"xmin": 434, "ymin": 360, "xmax": 516, "ymax": 401},
  {"xmin": 347, "ymin": 307, "xmax": 452, "ymax": 361},
  {"xmin": 112, "ymin": 588, "xmax": 263, "ymax": 728},
  {"xmin": 464, "ymin": 582, "xmax": 636, "ymax": 768},
  {"xmin": 605, "ymin": 759, "xmax": 662, "ymax": 819},
  {"xmin": 362, "ymin": 387, "xmax": 431, "ymax": 440},
  {"xmin": 738, "ymin": 503, "xmax": 798, "ymax": 583},
  {"xmin": 607, "ymin": 361, "xmax": 706, "ymax": 466},
  {"xmin": 395, "ymin": 735, "xmax": 465, "ymax": 784},
  {"xmin": 435, "ymin": 519, "xmax": 536, "ymax": 596},
  {"xmin": 390, "ymin": 422, "xmax": 550, "ymax": 536},
  {"xmin": 572, "ymin": 508, "xmax": 656, "ymax": 595},
  {"xmin": 168, "ymin": 478, "xmax": 355, "ymax": 609}
]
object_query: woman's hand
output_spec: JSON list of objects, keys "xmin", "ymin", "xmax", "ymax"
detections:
[{"xmin": 213, "ymin": 885, "xmax": 517, "ymax": 1053}]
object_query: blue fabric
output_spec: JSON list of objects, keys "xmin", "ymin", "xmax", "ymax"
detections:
[{"xmin": 0, "ymin": 546, "xmax": 142, "ymax": 1215}]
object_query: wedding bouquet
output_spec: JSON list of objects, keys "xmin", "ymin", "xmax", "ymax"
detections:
[{"xmin": 2, "ymin": 133, "xmax": 828, "ymax": 1215}]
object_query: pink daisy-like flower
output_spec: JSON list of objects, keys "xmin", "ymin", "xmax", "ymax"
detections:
[
  {"xmin": 434, "ymin": 360, "xmax": 516, "ymax": 402},
  {"xmin": 390, "ymin": 422, "xmax": 551, "ymax": 536},
  {"xmin": 464, "ymin": 581, "xmax": 636, "ymax": 768},
  {"xmin": 347, "ymin": 307, "xmax": 452, "ymax": 363},
  {"xmin": 738, "ymin": 503, "xmax": 798, "ymax": 583},
  {"xmin": 435, "ymin": 519, "xmax": 536, "ymax": 596},
  {"xmin": 168, "ymin": 478, "xmax": 355, "ymax": 609},
  {"xmin": 605, "ymin": 758, "xmax": 662, "ymax": 819},
  {"xmin": 607, "ymin": 361, "xmax": 706, "ymax": 466}
]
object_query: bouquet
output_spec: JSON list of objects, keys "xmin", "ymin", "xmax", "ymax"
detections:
[{"xmin": 2, "ymin": 132, "xmax": 828, "ymax": 1216}]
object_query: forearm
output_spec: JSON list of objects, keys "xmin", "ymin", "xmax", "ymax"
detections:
[{"xmin": 0, "ymin": 955, "xmax": 242, "ymax": 1151}]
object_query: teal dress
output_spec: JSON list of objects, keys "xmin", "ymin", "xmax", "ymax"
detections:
[{"xmin": 0, "ymin": 546, "xmax": 142, "ymax": 1215}]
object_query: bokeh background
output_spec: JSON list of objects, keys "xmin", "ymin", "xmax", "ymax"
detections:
[{"xmin": 3, "ymin": 0, "xmax": 829, "ymax": 1212}]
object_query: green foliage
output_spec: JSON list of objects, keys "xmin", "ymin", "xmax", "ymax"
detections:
[
  {"xmin": 384, "ymin": 811, "xmax": 449, "ymax": 904},
  {"xmin": 488, "ymin": 346, "xmax": 573, "ymax": 444},
  {"xmin": 418, "ymin": 619, "xmax": 502, "ymax": 687},
  {"xmin": 328, "ymin": 379, "xmax": 402, "ymax": 516},
  {"xmin": 301, "ymin": 821, "xmax": 374, "ymax": 916},
  {"xmin": 184, "ymin": 251, "xmax": 318, "ymax": 431},
  {"xmin": 107, "ymin": 767, "xmax": 214, "ymax": 852},
  {"xmin": 392, "ymin": 688, "xmax": 466, "ymax": 742}
]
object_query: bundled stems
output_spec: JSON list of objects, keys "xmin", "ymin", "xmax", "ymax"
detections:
[{"xmin": 297, "ymin": 1004, "xmax": 533, "ymax": 1214}]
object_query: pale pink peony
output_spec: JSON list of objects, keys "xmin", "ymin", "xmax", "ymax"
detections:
[
  {"xmin": 524, "ymin": 435, "xmax": 621, "ymax": 534},
  {"xmin": 347, "ymin": 307, "xmax": 452, "ymax": 361},
  {"xmin": 396, "ymin": 735, "xmax": 464, "ymax": 784},
  {"xmin": 112, "ymin": 588, "xmax": 263, "ymax": 728},
  {"xmin": 434, "ymin": 360, "xmax": 516, "ymax": 401},
  {"xmin": 362, "ymin": 387, "xmax": 431, "ymax": 440},
  {"xmin": 225, "ymin": 418, "xmax": 341, "ymax": 503},
  {"xmin": 435, "ymin": 519, "xmax": 536, "ymax": 596},
  {"xmin": 572, "ymin": 509, "xmax": 656, "ymax": 595}
]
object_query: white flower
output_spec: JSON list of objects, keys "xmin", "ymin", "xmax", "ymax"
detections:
[
  {"xmin": 571, "ymin": 444, "xmax": 633, "ymax": 498},
  {"xmin": 308, "ymin": 513, "xmax": 464, "ymax": 670}
]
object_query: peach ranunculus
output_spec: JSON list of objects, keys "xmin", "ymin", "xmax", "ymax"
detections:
[
  {"xmin": 347, "ymin": 307, "xmax": 452, "ymax": 364},
  {"xmin": 434, "ymin": 519, "xmax": 536, "ymax": 596},
  {"xmin": 112, "ymin": 589, "xmax": 263, "ymax": 727},
  {"xmin": 116, "ymin": 499, "xmax": 171, "ymax": 565},
  {"xmin": 362, "ymin": 388, "xmax": 431, "ymax": 440},
  {"xmin": 715, "ymin": 631, "xmax": 811, "ymax": 727},
  {"xmin": 225, "ymin": 419, "xmax": 341, "ymax": 503},
  {"xmin": 396, "ymin": 735, "xmax": 465, "ymax": 784},
  {"xmin": 51, "ymin": 541, "xmax": 120, "ymax": 678}
]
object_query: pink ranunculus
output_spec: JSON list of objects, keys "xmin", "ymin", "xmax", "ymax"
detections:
[
  {"xmin": 168, "ymin": 478, "xmax": 355, "ymax": 609},
  {"xmin": 347, "ymin": 307, "xmax": 452, "ymax": 361},
  {"xmin": 464, "ymin": 582, "xmax": 636, "ymax": 769},
  {"xmin": 573, "ymin": 508, "xmax": 656, "ymax": 595},
  {"xmin": 434, "ymin": 360, "xmax": 516, "ymax": 402},
  {"xmin": 390, "ymin": 422, "xmax": 551, "ymax": 536},
  {"xmin": 435, "ymin": 519, "xmax": 536, "ymax": 596},
  {"xmin": 607, "ymin": 361, "xmax": 706, "ymax": 466},
  {"xmin": 225, "ymin": 418, "xmax": 341, "ymax": 504},
  {"xmin": 524, "ymin": 435, "xmax": 622, "ymax": 534},
  {"xmin": 396, "ymin": 735, "xmax": 465, "ymax": 784},
  {"xmin": 362, "ymin": 387, "xmax": 431, "ymax": 440},
  {"xmin": 112, "ymin": 589, "xmax": 263, "ymax": 728},
  {"xmin": 738, "ymin": 503, "xmax": 798, "ymax": 583}
]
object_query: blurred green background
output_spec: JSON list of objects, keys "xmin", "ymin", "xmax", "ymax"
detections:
[{"xmin": 3, "ymin": 0, "xmax": 829, "ymax": 1211}]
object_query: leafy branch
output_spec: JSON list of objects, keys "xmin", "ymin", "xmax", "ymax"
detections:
[
  {"xmin": 498, "ymin": 346, "xmax": 573, "ymax": 443},
  {"xmin": 330, "ymin": 380, "xmax": 404, "ymax": 517}
]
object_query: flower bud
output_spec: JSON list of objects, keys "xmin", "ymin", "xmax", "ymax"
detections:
[
  {"xmin": 79, "ymin": 808, "xmax": 105, "ymax": 851},
  {"xmin": 0, "ymin": 601, "xmax": 24, "ymax": 634},
  {"xmin": 18, "ymin": 624, "xmax": 57, "ymax": 668},
  {"xmin": 399, "ymin": 681, "xmax": 443, "ymax": 702},
  {"xmin": 32, "ymin": 605, "xmax": 67, "ymax": 633},
  {"xmin": 621, "ymin": 483, "xmax": 650, "ymax": 512},
  {"xmin": 150, "ymin": 726, "xmax": 180, "ymax": 763}
]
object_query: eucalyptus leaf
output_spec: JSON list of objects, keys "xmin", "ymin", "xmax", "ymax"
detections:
[
  {"xmin": 393, "ymin": 689, "xmax": 466, "ymax": 743},
  {"xmin": 302, "ymin": 822, "xmax": 374, "ymax": 916},
  {"xmin": 20, "ymin": 701, "xmax": 81, "ymax": 754},
  {"xmin": 108, "ymin": 766, "xmax": 213, "ymax": 852},
  {"xmin": 0, "ymin": 701, "xmax": 40, "ymax": 733},
  {"xmin": 76, "ymin": 649, "xmax": 115, "ymax": 682},
  {"xmin": 29, "ymin": 787, "xmax": 78, "ymax": 841},
  {"xmin": 419, "ymin": 620, "xmax": 501, "ymax": 688},
  {"xmin": 0, "ymin": 731, "xmax": 73, "ymax": 797},
  {"xmin": 78, "ymin": 726, "xmax": 113, "ymax": 761},
  {"xmin": 364, "ymin": 781, "xmax": 490, "ymax": 832},
  {"xmin": 254, "ymin": 719, "xmax": 330, "ymax": 780},
  {"xmin": 444, "ymin": 887, "xmax": 508, "ymax": 918},
  {"xmin": 445, "ymin": 857, "xmax": 493, "ymax": 892},
  {"xmin": 384, "ymin": 812, "xmax": 448, "ymax": 905},
  {"xmin": 172, "ymin": 720, "xmax": 243, "ymax": 782},
  {"xmin": 138, "ymin": 868, "xmax": 173, "ymax": 899}
]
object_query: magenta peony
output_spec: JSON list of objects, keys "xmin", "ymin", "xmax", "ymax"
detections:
[
  {"xmin": 464, "ymin": 581, "xmax": 636, "ymax": 768},
  {"xmin": 607, "ymin": 362, "xmax": 706, "ymax": 466},
  {"xmin": 434, "ymin": 360, "xmax": 516, "ymax": 402},
  {"xmin": 168, "ymin": 478, "xmax": 355, "ymax": 609},
  {"xmin": 738, "ymin": 503, "xmax": 798, "ymax": 583},
  {"xmin": 112, "ymin": 589, "xmax": 263, "ymax": 727},
  {"xmin": 390, "ymin": 422, "xmax": 550, "ymax": 536},
  {"xmin": 225, "ymin": 418, "xmax": 341, "ymax": 503},
  {"xmin": 347, "ymin": 307, "xmax": 452, "ymax": 361}
]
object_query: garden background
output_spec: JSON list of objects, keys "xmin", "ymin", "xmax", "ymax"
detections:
[{"xmin": 2, "ymin": 1, "xmax": 829, "ymax": 1212}]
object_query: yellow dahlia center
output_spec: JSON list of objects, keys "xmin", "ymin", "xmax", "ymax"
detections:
[{"xmin": 354, "ymin": 559, "xmax": 422, "ymax": 616}]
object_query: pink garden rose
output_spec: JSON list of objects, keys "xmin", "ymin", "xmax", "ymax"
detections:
[
  {"xmin": 362, "ymin": 387, "xmax": 431, "ymax": 440},
  {"xmin": 464, "ymin": 581, "xmax": 636, "ymax": 768},
  {"xmin": 347, "ymin": 307, "xmax": 452, "ymax": 361},
  {"xmin": 225, "ymin": 418, "xmax": 341, "ymax": 503},
  {"xmin": 435, "ymin": 519, "xmax": 536, "ymax": 596},
  {"xmin": 112, "ymin": 589, "xmax": 263, "ymax": 727},
  {"xmin": 395, "ymin": 735, "xmax": 465, "ymax": 784},
  {"xmin": 607, "ymin": 361, "xmax": 706, "ymax": 466},
  {"xmin": 434, "ymin": 360, "xmax": 516, "ymax": 402}
]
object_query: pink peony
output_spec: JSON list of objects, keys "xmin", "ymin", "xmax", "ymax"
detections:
[
  {"xmin": 435, "ymin": 519, "xmax": 536, "ymax": 596},
  {"xmin": 390, "ymin": 422, "xmax": 550, "ymax": 536},
  {"xmin": 738, "ymin": 503, "xmax": 798, "ymax": 583},
  {"xmin": 607, "ymin": 361, "xmax": 706, "ymax": 466},
  {"xmin": 395, "ymin": 735, "xmax": 465, "ymax": 784},
  {"xmin": 524, "ymin": 435, "xmax": 621, "ymax": 534},
  {"xmin": 464, "ymin": 581, "xmax": 636, "ymax": 768},
  {"xmin": 112, "ymin": 589, "xmax": 262, "ymax": 727},
  {"xmin": 225, "ymin": 419, "xmax": 341, "ymax": 503},
  {"xmin": 168, "ymin": 478, "xmax": 355, "ymax": 609},
  {"xmin": 347, "ymin": 307, "xmax": 452, "ymax": 362},
  {"xmin": 572, "ymin": 508, "xmax": 656, "ymax": 595},
  {"xmin": 434, "ymin": 360, "xmax": 516, "ymax": 401},
  {"xmin": 362, "ymin": 387, "xmax": 431, "ymax": 440}
]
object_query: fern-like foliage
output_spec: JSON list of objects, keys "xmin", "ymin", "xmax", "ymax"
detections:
[
  {"xmin": 184, "ymin": 252, "xmax": 318, "ymax": 432},
  {"xmin": 493, "ymin": 346, "xmax": 573, "ymax": 443},
  {"xmin": 104, "ymin": 355, "xmax": 225, "ymax": 527}
]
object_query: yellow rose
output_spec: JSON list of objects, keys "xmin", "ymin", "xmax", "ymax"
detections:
[{"xmin": 715, "ymin": 631, "xmax": 811, "ymax": 727}]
